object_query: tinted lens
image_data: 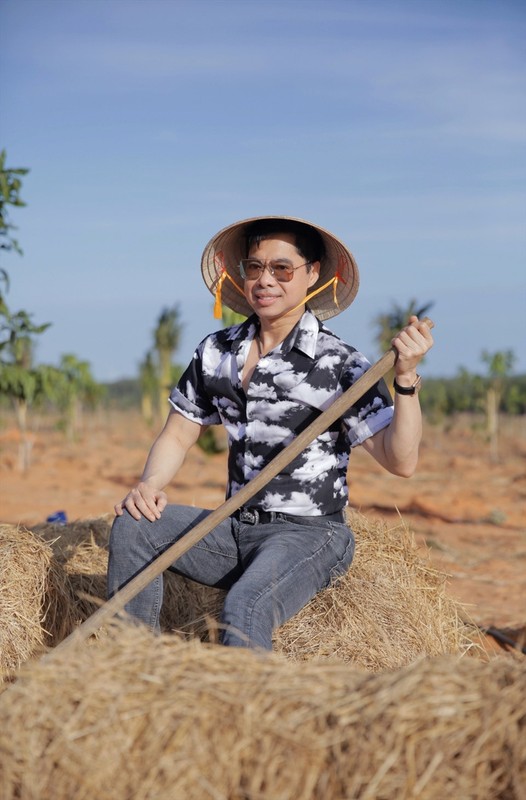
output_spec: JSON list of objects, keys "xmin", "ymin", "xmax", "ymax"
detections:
[
  {"xmin": 239, "ymin": 260, "xmax": 294, "ymax": 282},
  {"xmin": 271, "ymin": 263, "xmax": 294, "ymax": 282},
  {"xmin": 244, "ymin": 260, "xmax": 264, "ymax": 279}
]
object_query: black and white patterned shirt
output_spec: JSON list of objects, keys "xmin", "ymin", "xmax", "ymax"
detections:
[{"xmin": 169, "ymin": 310, "xmax": 393, "ymax": 516}]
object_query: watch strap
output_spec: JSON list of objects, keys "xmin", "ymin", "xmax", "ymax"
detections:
[{"xmin": 393, "ymin": 375, "xmax": 422, "ymax": 395}]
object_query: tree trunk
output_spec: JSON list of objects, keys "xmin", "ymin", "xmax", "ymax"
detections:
[
  {"xmin": 141, "ymin": 391, "xmax": 154, "ymax": 426},
  {"xmin": 486, "ymin": 386, "xmax": 499, "ymax": 463},
  {"xmin": 14, "ymin": 397, "xmax": 32, "ymax": 471}
]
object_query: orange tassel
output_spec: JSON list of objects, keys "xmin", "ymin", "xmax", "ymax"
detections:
[{"xmin": 214, "ymin": 270, "xmax": 226, "ymax": 319}]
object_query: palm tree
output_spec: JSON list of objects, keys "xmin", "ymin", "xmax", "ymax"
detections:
[
  {"xmin": 374, "ymin": 299, "xmax": 434, "ymax": 354},
  {"xmin": 139, "ymin": 350, "xmax": 157, "ymax": 426},
  {"xmin": 153, "ymin": 305, "xmax": 182, "ymax": 414},
  {"xmin": 374, "ymin": 299, "xmax": 434, "ymax": 389}
]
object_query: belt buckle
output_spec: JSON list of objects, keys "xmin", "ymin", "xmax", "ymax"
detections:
[{"xmin": 239, "ymin": 508, "xmax": 259, "ymax": 525}]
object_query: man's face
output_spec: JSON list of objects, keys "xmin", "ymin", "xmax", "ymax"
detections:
[{"xmin": 242, "ymin": 233, "xmax": 319, "ymax": 321}]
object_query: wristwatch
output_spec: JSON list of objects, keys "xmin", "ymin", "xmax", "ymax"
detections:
[{"xmin": 393, "ymin": 375, "xmax": 422, "ymax": 396}]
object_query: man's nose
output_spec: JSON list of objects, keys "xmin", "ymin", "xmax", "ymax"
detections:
[{"xmin": 257, "ymin": 264, "xmax": 278, "ymax": 282}]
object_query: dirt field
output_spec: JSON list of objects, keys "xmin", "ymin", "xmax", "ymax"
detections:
[{"xmin": 1, "ymin": 409, "xmax": 525, "ymax": 634}]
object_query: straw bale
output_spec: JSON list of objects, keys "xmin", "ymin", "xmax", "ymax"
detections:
[
  {"xmin": 0, "ymin": 621, "xmax": 523, "ymax": 800},
  {"xmin": 33, "ymin": 517, "xmax": 224, "ymax": 641},
  {"xmin": 33, "ymin": 514, "xmax": 114, "ymax": 550},
  {"xmin": 275, "ymin": 511, "xmax": 470, "ymax": 667},
  {"xmin": 2, "ymin": 510, "xmax": 476, "ymax": 676},
  {"xmin": 0, "ymin": 524, "xmax": 56, "ymax": 678}
]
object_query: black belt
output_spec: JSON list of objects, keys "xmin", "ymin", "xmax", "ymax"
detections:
[{"xmin": 235, "ymin": 508, "xmax": 346, "ymax": 526}]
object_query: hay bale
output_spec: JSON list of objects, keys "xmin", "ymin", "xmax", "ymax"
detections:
[
  {"xmin": 275, "ymin": 511, "xmax": 470, "ymax": 667},
  {"xmin": 2, "ymin": 510, "xmax": 476, "ymax": 674},
  {"xmin": 0, "ymin": 524, "xmax": 52, "ymax": 677},
  {"xmin": 33, "ymin": 518, "xmax": 114, "ymax": 647},
  {"xmin": 0, "ymin": 519, "xmax": 111, "ymax": 681},
  {"xmin": 33, "ymin": 515, "xmax": 114, "ymax": 551},
  {"xmin": 0, "ymin": 622, "xmax": 523, "ymax": 799},
  {"xmin": 35, "ymin": 516, "xmax": 224, "ymax": 642}
]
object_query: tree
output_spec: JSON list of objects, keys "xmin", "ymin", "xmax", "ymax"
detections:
[
  {"xmin": 153, "ymin": 305, "xmax": 182, "ymax": 415},
  {"xmin": 374, "ymin": 299, "xmax": 434, "ymax": 387},
  {"xmin": 374, "ymin": 299, "xmax": 434, "ymax": 354},
  {"xmin": 53, "ymin": 353, "xmax": 103, "ymax": 440},
  {"xmin": 0, "ymin": 148, "xmax": 29, "ymax": 260},
  {"xmin": 0, "ymin": 152, "xmax": 50, "ymax": 355},
  {"xmin": 138, "ymin": 350, "xmax": 157, "ymax": 426},
  {"xmin": 481, "ymin": 349, "xmax": 516, "ymax": 462},
  {"xmin": 0, "ymin": 153, "xmax": 53, "ymax": 468},
  {"xmin": 0, "ymin": 149, "xmax": 35, "ymax": 337},
  {"xmin": 221, "ymin": 307, "xmax": 246, "ymax": 328}
]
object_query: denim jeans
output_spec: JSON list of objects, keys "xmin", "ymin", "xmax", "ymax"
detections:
[{"xmin": 107, "ymin": 504, "xmax": 355, "ymax": 650}]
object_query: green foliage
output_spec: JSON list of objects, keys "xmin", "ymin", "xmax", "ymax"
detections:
[
  {"xmin": 374, "ymin": 299, "xmax": 434, "ymax": 356},
  {"xmin": 154, "ymin": 305, "xmax": 182, "ymax": 354},
  {"xmin": 0, "ymin": 149, "xmax": 29, "ymax": 258},
  {"xmin": 481, "ymin": 349, "xmax": 516, "ymax": 381},
  {"xmin": 154, "ymin": 304, "xmax": 182, "ymax": 398},
  {"xmin": 103, "ymin": 377, "xmax": 142, "ymax": 409},
  {"xmin": 196, "ymin": 426, "xmax": 227, "ymax": 455},
  {"xmin": 419, "ymin": 368, "xmax": 526, "ymax": 418},
  {"xmin": 51, "ymin": 354, "xmax": 104, "ymax": 439},
  {"xmin": 0, "ymin": 150, "xmax": 50, "ymax": 363},
  {"xmin": 221, "ymin": 307, "xmax": 246, "ymax": 328},
  {"xmin": 0, "ymin": 304, "xmax": 51, "ymax": 358},
  {"xmin": 0, "ymin": 151, "xmax": 104, "ymax": 463},
  {"xmin": 138, "ymin": 305, "xmax": 184, "ymax": 421}
]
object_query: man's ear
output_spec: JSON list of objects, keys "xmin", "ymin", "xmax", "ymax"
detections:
[{"xmin": 308, "ymin": 261, "xmax": 321, "ymax": 287}]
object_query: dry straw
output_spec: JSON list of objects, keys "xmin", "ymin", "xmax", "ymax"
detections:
[
  {"xmin": 0, "ymin": 524, "xmax": 55, "ymax": 677},
  {"xmin": 2, "ymin": 510, "xmax": 476, "ymax": 677},
  {"xmin": 0, "ymin": 620, "xmax": 524, "ymax": 800}
]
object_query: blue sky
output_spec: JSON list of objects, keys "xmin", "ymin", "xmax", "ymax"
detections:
[{"xmin": 1, "ymin": 0, "xmax": 525, "ymax": 381}]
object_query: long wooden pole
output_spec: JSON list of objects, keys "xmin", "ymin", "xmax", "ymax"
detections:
[{"xmin": 52, "ymin": 319, "xmax": 433, "ymax": 653}]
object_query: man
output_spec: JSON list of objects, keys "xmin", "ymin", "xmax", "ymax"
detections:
[{"xmin": 108, "ymin": 215, "xmax": 433, "ymax": 649}]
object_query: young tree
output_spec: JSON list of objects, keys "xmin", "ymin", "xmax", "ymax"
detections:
[
  {"xmin": 153, "ymin": 305, "xmax": 182, "ymax": 416},
  {"xmin": 54, "ymin": 353, "xmax": 104, "ymax": 440},
  {"xmin": 0, "ymin": 151, "xmax": 52, "ymax": 468},
  {"xmin": 374, "ymin": 299, "xmax": 434, "ymax": 387},
  {"xmin": 0, "ymin": 149, "xmax": 29, "ymax": 261},
  {"xmin": 138, "ymin": 350, "xmax": 157, "ymax": 426},
  {"xmin": 481, "ymin": 349, "xmax": 516, "ymax": 462},
  {"xmin": 374, "ymin": 299, "xmax": 435, "ymax": 354},
  {"xmin": 0, "ymin": 151, "xmax": 47, "ymax": 352}
]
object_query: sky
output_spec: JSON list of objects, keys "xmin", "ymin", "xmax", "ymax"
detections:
[{"xmin": 1, "ymin": 0, "xmax": 525, "ymax": 382}]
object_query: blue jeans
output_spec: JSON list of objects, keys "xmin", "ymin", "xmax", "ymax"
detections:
[{"xmin": 107, "ymin": 504, "xmax": 355, "ymax": 650}]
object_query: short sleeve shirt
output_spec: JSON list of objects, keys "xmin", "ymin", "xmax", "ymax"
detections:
[{"xmin": 169, "ymin": 309, "xmax": 393, "ymax": 516}]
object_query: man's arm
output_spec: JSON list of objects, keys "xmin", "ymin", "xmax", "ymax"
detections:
[
  {"xmin": 361, "ymin": 316, "xmax": 434, "ymax": 477},
  {"xmin": 115, "ymin": 409, "xmax": 202, "ymax": 521}
]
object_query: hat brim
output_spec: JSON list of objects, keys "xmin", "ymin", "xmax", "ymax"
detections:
[{"xmin": 201, "ymin": 215, "xmax": 359, "ymax": 321}]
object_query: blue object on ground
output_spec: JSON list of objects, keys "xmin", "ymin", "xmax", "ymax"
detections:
[{"xmin": 46, "ymin": 511, "xmax": 68, "ymax": 525}]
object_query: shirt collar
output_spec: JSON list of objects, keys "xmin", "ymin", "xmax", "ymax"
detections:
[
  {"xmin": 282, "ymin": 308, "xmax": 319, "ymax": 358},
  {"xmin": 227, "ymin": 309, "xmax": 320, "ymax": 359}
]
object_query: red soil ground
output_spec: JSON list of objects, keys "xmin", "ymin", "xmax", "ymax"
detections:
[{"xmin": 1, "ymin": 410, "xmax": 525, "ymax": 638}]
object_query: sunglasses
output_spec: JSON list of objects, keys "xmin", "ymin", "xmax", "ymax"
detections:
[{"xmin": 238, "ymin": 259, "xmax": 312, "ymax": 283}]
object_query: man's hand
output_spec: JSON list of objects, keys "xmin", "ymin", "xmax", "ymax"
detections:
[
  {"xmin": 114, "ymin": 482, "xmax": 168, "ymax": 522},
  {"xmin": 391, "ymin": 315, "xmax": 434, "ymax": 384}
]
